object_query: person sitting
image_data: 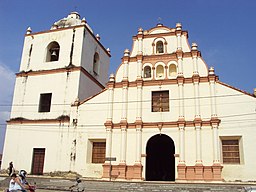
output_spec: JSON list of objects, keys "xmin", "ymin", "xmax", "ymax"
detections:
[
  {"xmin": 8, "ymin": 173, "xmax": 27, "ymax": 192},
  {"xmin": 17, "ymin": 170, "xmax": 36, "ymax": 192}
]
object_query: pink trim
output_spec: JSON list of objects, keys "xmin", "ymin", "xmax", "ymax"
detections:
[
  {"xmin": 16, "ymin": 66, "xmax": 105, "ymax": 90},
  {"xmin": 177, "ymin": 164, "xmax": 223, "ymax": 181},
  {"xmin": 102, "ymin": 163, "xmax": 143, "ymax": 180},
  {"xmin": 25, "ymin": 25, "xmax": 111, "ymax": 57}
]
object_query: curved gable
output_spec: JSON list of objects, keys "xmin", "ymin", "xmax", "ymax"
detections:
[{"xmin": 146, "ymin": 25, "xmax": 175, "ymax": 35}]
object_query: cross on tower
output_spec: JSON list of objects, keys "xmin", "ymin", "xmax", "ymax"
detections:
[{"xmin": 157, "ymin": 17, "xmax": 162, "ymax": 24}]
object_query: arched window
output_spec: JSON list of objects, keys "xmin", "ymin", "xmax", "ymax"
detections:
[
  {"xmin": 93, "ymin": 52, "xmax": 100, "ymax": 75},
  {"xmin": 156, "ymin": 65, "xmax": 164, "ymax": 78},
  {"xmin": 144, "ymin": 66, "xmax": 152, "ymax": 78},
  {"xmin": 46, "ymin": 41, "xmax": 60, "ymax": 62},
  {"xmin": 169, "ymin": 64, "xmax": 177, "ymax": 77},
  {"xmin": 156, "ymin": 41, "xmax": 164, "ymax": 54}
]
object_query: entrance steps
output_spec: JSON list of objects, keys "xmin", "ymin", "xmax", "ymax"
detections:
[{"xmin": 1, "ymin": 176, "xmax": 255, "ymax": 191}]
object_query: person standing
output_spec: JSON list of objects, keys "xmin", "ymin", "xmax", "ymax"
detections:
[{"xmin": 8, "ymin": 162, "xmax": 14, "ymax": 176}]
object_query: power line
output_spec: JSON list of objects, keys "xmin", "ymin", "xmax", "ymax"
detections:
[
  {"xmin": 0, "ymin": 93, "xmax": 254, "ymax": 107},
  {"xmin": 0, "ymin": 113, "xmax": 255, "ymax": 128},
  {"xmin": 1, "ymin": 99, "xmax": 255, "ymax": 115}
]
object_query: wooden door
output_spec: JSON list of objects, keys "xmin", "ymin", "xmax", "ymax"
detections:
[{"xmin": 31, "ymin": 148, "xmax": 45, "ymax": 175}]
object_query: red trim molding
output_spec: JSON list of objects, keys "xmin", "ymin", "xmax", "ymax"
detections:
[
  {"xmin": 16, "ymin": 66, "xmax": 105, "ymax": 89},
  {"xmin": 113, "ymin": 76, "xmax": 218, "ymax": 88},
  {"xmin": 105, "ymin": 118, "xmax": 220, "ymax": 129},
  {"xmin": 25, "ymin": 25, "xmax": 111, "ymax": 57},
  {"xmin": 7, "ymin": 116, "xmax": 70, "ymax": 125},
  {"xmin": 177, "ymin": 164, "xmax": 223, "ymax": 181},
  {"xmin": 102, "ymin": 163, "xmax": 143, "ymax": 180}
]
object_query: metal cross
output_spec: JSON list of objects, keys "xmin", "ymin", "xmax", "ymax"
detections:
[{"xmin": 158, "ymin": 17, "xmax": 162, "ymax": 24}]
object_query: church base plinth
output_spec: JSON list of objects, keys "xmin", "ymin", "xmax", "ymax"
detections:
[
  {"xmin": 177, "ymin": 163, "xmax": 186, "ymax": 180},
  {"xmin": 133, "ymin": 163, "xmax": 143, "ymax": 180},
  {"xmin": 102, "ymin": 164, "xmax": 143, "ymax": 180},
  {"xmin": 177, "ymin": 164, "xmax": 223, "ymax": 181}
]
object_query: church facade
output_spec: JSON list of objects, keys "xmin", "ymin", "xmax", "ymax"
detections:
[{"xmin": 2, "ymin": 12, "xmax": 256, "ymax": 182}]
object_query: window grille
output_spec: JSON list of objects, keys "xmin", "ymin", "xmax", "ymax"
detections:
[
  {"xmin": 152, "ymin": 91, "xmax": 169, "ymax": 112},
  {"xmin": 92, "ymin": 142, "xmax": 106, "ymax": 163},
  {"xmin": 222, "ymin": 139, "xmax": 240, "ymax": 164}
]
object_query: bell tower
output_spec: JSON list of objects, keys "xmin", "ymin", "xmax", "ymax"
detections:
[
  {"xmin": 10, "ymin": 12, "xmax": 110, "ymax": 121},
  {"xmin": 2, "ymin": 12, "xmax": 110, "ymax": 172}
]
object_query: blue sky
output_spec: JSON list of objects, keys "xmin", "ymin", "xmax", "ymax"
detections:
[{"xmin": 0, "ymin": 0, "xmax": 256, "ymax": 153}]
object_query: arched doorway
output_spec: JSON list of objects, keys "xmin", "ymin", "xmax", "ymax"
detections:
[{"xmin": 146, "ymin": 134, "xmax": 175, "ymax": 181}]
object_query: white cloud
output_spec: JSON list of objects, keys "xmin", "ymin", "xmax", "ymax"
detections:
[
  {"xmin": 0, "ymin": 62, "xmax": 15, "ymax": 120},
  {"xmin": 0, "ymin": 62, "xmax": 15, "ymax": 152},
  {"xmin": 0, "ymin": 62, "xmax": 15, "ymax": 103}
]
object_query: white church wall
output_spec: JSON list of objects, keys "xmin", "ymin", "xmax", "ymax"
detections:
[
  {"xmin": 197, "ymin": 58, "xmax": 209, "ymax": 77},
  {"xmin": 130, "ymin": 39, "xmax": 138, "ymax": 57},
  {"xmin": 111, "ymin": 129, "xmax": 122, "ymax": 166},
  {"xmin": 184, "ymin": 127, "xmax": 197, "ymax": 165},
  {"xmin": 21, "ymin": 29, "xmax": 74, "ymax": 72},
  {"xmin": 166, "ymin": 36, "xmax": 179, "ymax": 53},
  {"xmin": 181, "ymin": 34, "xmax": 191, "ymax": 53},
  {"xmin": 80, "ymin": 28, "xmax": 110, "ymax": 85},
  {"xmin": 141, "ymin": 38, "xmax": 151, "ymax": 57},
  {"xmin": 78, "ymin": 73, "xmax": 103, "ymax": 102},
  {"xmin": 127, "ymin": 61, "xmax": 137, "ymax": 82},
  {"xmin": 183, "ymin": 83, "xmax": 196, "ymax": 120},
  {"xmin": 199, "ymin": 83, "xmax": 212, "ymax": 120},
  {"xmin": 115, "ymin": 64, "xmax": 123, "ymax": 83},
  {"xmin": 126, "ymin": 87, "xmax": 137, "ymax": 123},
  {"xmin": 2, "ymin": 123, "xmax": 71, "ymax": 173},
  {"xmin": 215, "ymin": 83, "xmax": 256, "ymax": 181},
  {"xmin": 77, "ymin": 130, "xmax": 106, "ymax": 177},
  {"xmin": 182, "ymin": 57, "xmax": 194, "ymax": 78},
  {"xmin": 10, "ymin": 71, "xmax": 80, "ymax": 120},
  {"xmin": 201, "ymin": 127, "xmax": 214, "ymax": 165},
  {"xmin": 126, "ymin": 129, "xmax": 137, "ymax": 165},
  {"xmin": 219, "ymin": 126, "xmax": 256, "ymax": 181},
  {"xmin": 77, "ymin": 90, "xmax": 108, "ymax": 126},
  {"xmin": 112, "ymin": 89, "xmax": 122, "ymax": 124}
]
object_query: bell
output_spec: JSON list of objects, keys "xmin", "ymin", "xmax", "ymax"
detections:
[{"xmin": 51, "ymin": 50, "xmax": 57, "ymax": 57}]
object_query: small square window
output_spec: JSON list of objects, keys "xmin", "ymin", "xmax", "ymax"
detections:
[
  {"xmin": 39, "ymin": 93, "xmax": 52, "ymax": 112},
  {"xmin": 152, "ymin": 91, "xmax": 169, "ymax": 112}
]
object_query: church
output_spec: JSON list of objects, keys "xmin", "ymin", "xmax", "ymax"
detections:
[{"xmin": 2, "ymin": 12, "xmax": 256, "ymax": 182}]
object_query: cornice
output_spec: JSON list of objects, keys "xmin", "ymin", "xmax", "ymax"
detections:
[
  {"xmin": 25, "ymin": 24, "xmax": 85, "ymax": 36},
  {"xmin": 16, "ymin": 66, "xmax": 105, "ymax": 89},
  {"xmin": 25, "ymin": 25, "xmax": 111, "ymax": 57},
  {"xmin": 133, "ymin": 30, "xmax": 188, "ymax": 40},
  {"xmin": 104, "ymin": 119, "xmax": 220, "ymax": 129},
  {"xmin": 7, "ymin": 116, "xmax": 70, "ymax": 125},
  {"xmin": 112, "ymin": 76, "xmax": 218, "ymax": 88},
  {"xmin": 126, "ymin": 51, "xmax": 200, "ymax": 63}
]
